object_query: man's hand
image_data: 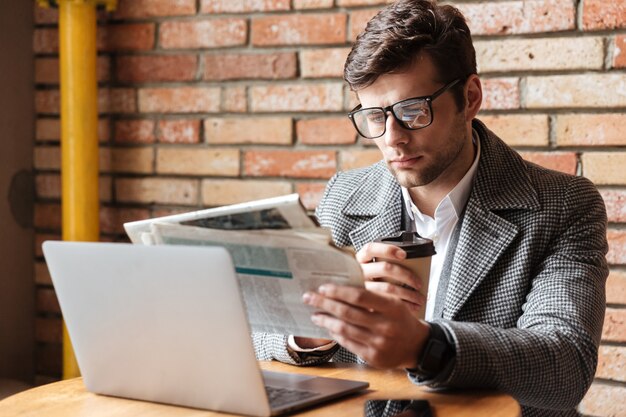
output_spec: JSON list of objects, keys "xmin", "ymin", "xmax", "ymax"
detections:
[
  {"xmin": 357, "ymin": 242, "xmax": 426, "ymax": 315},
  {"xmin": 303, "ymin": 284, "xmax": 430, "ymax": 369}
]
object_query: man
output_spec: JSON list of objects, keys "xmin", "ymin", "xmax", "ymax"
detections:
[{"xmin": 253, "ymin": 1, "xmax": 608, "ymax": 416}]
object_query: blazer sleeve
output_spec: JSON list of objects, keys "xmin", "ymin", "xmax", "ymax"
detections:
[{"xmin": 409, "ymin": 175, "xmax": 608, "ymax": 410}]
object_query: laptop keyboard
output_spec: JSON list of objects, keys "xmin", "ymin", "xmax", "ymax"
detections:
[{"xmin": 265, "ymin": 385, "xmax": 320, "ymax": 408}]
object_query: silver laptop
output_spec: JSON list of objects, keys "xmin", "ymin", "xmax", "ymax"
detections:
[{"xmin": 42, "ymin": 241, "xmax": 369, "ymax": 416}]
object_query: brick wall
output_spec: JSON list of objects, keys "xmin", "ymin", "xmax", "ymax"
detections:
[{"xmin": 32, "ymin": 0, "xmax": 625, "ymax": 414}]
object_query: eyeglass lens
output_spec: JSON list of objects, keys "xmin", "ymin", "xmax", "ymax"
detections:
[{"xmin": 352, "ymin": 99, "xmax": 432, "ymax": 139}]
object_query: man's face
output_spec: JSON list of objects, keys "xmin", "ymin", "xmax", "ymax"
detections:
[{"xmin": 356, "ymin": 55, "xmax": 471, "ymax": 190}]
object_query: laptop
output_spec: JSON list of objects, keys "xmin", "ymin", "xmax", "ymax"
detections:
[{"xmin": 42, "ymin": 241, "xmax": 369, "ymax": 416}]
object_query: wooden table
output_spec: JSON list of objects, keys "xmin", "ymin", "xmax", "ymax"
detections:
[{"xmin": 0, "ymin": 361, "xmax": 520, "ymax": 416}]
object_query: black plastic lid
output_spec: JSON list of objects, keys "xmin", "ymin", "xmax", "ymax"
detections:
[{"xmin": 374, "ymin": 231, "xmax": 436, "ymax": 258}]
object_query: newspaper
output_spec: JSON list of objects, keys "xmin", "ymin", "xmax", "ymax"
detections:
[
  {"xmin": 123, "ymin": 194, "xmax": 364, "ymax": 339},
  {"xmin": 124, "ymin": 193, "xmax": 318, "ymax": 245}
]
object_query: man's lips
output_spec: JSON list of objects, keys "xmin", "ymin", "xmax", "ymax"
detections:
[{"xmin": 389, "ymin": 156, "xmax": 421, "ymax": 168}]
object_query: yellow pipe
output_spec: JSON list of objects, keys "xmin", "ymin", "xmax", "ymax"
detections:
[{"xmin": 59, "ymin": 0, "xmax": 99, "ymax": 379}]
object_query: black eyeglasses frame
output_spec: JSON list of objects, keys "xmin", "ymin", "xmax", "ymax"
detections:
[{"xmin": 347, "ymin": 78, "xmax": 462, "ymax": 139}]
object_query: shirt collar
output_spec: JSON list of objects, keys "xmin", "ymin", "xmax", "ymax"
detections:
[{"xmin": 402, "ymin": 128, "xmax": 481, "ymax": 221}]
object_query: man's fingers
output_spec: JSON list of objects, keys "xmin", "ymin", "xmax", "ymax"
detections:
[
  {"xmin": 356, "ymin": 242, "xmax": 406, "ymax": 263},
  {"xmin": 361, "ymin": 261, "xmax": 421, "ymax": 290},
  {"xmin": 364, "ymin": 281, "xmax": 426, "ymax": 306},
  {"xmin": 303, "ymin": 289, "xmax": 375, "ymax": 325}
]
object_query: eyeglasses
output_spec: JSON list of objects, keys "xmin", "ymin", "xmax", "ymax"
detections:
[{"xmin": 348, "ymin": 79, "xmax": 461, "ymax": 139}]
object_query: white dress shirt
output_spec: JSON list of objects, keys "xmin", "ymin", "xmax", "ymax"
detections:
[{"xmin": 401, "ymin": 131, "xmax": 481, "ymax": 320}]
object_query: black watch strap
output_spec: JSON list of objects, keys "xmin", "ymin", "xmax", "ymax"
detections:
[{"xmin": 412, "ymin": 323, "xmax": 455, "ymax": 378}]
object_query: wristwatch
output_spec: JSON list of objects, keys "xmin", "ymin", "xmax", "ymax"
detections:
[{"xmin": 412, "ymin": 323, "xmax": 455, "ymax": 378}]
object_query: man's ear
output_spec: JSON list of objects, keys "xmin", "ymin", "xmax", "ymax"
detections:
[{"xmin": 464, "ymin": 75, "xmax": 482, "ymax": 121}]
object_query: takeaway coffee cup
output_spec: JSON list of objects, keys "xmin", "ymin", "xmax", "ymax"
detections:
[{"xmin": 374, "ymin": 231, "xmax": 436, "ymax": 320}]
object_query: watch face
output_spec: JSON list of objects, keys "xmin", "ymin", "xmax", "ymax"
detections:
[{"xmin": 417, "ymin": 324, "xmax": 454, "ymax": 376}]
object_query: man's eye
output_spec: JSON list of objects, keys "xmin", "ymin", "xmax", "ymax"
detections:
[
  {"xmin": 367, "ymin": 113, "xmax": 385, "ymax": 123},
  {"xmin": 400, "ymin": 109, "xmax": 424, "ymax": 122}
]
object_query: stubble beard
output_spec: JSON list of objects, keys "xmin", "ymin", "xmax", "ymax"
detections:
[{"xmin": 386, "ymin": 117, "xmax": 469, "ymax": 189}]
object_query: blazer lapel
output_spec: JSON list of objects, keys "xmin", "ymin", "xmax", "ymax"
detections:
[
  {"xmin": 342, "ymin": 162, "xmax": 404, "ymax": 250},
  {"xmin": 442, "ymin": 199, "xmax": 518, "ymax": 319},
  {"xmin": 442, "ymin": 120, "xmax": 540, "ymax": 319}
]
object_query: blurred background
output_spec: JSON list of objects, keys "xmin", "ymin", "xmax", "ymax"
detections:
[{"xmin": 0, "ymin": 1, "xmax": 624, "ymax": 415}]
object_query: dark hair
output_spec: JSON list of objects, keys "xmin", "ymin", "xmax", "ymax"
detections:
[{"xmin": 344, "ymin": 0, "xmax": 476, "ymax": 111}]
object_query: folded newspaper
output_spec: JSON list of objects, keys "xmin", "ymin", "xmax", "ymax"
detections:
[{"xmin": 123, "ymin": 194, "xmax": 364, "ymax": 339}]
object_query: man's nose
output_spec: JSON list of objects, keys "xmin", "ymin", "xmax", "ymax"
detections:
[{"xmin": 384, "ymin": 113, "xmax": 410, "ymax": 147}]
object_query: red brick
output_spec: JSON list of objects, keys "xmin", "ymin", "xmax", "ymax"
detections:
[
  {"xmin": 204, "ymin": 52, "xmax": 297, "ymax": 81},
  {"xmin": 614, "ymin": 35, "xmax": 626, "ymax": 69},
  {"xmin": 349, "ymin": 9, "xmax": 380, "ymax": 40},
  {"xmin": 100, "ymin": 88, "xmax": 137, "ymax": 114},
  {"xmin": 294, "ymin": 0, "xmax": 333, "ymax": 9},
  {"xmin": 205, "ymin": 117, "xmax": 292, "ymax": 145},
  {"xmin": 580, "ymin": 383, "xmax": 626, "ymax": 417},
  {"xmin": 37, "ymin": 288, "xmax": 60, "ymax": 314},
  {"xmin": 300, "ymin": 48, "xmax": 350, "ymax": 78},
  {"xmin": 114, "ymin": 119, "xmax": 155, "ymax": 144},
  {"xmin": 139, "ymin": 87, "xmax": 220, "ymax": 113},
  {"xmin": 35, "ymin": 90, "xmax": 60, "ymax": 114},
  {"xmin": 35, "ymin": 318, "xmax": 62, "ymax": 344},
  {"xmin": 151, "ymin": 207, "xmax": 189, "ymax": 218},
  {"xmin": 113, "ymin": 0, "xmax": 196, "ymax": 19},
  {"xmin": 33, "ymin": 28, "xmax": 58, "ymax": 53},
  {"xmin": 115, "ymin": 177, "xmax": 199, "ymax": 205},
  {"xmin": 607, "ymin": 269, "xmax": 626, "ymax": 305},
  {"xmin": 34, "ymin": 5, "xmax": 58, "ymax": 24},
  {"xmin": 35, "ymin": 56, "xmax": 110, "ymax": 84},
  {"xmin": 600, "ymin": 190, "xmax": 626, "ymax": 224},
  {"xmin": 156, "ymin": 148, "xmax": 240, "ymax": 176},
  {"xmin": 117, "ymin": 55, "xmax": 197, "ymax": 83},
  {"xmin": 201, "ymin": 0, "xmax": 290, "ymax": 13},
  {"xmin": 36, "ymin": 174, "xmax": 61, "ymax": 199},
  {"xmin": 34, "ymin": 146, "xmax": 60, "ymax": 170},
  {"xmin": 518, "ymin": 152, "xmax": 577, "ymax": 175},
  {"xmin": 35, "ymin": 260, "xmax": 53, "ymax": 285},
  {"xmin": 295, "ymin": 182, "xmax": 327, "ymax": 210},
  {"xmin": 602, "ymin": 308, "xmax": 626, "ymax": 342},
  {"xmin": 607, "ymin": 229, "xmax": 626, "ymax": 266},
  {"xmin": 101, "ymin": 147, "xmax": 154, "ymax": 174},
  {"xmin": 252, "ymin": 13, "xmax": 346, "ymax": 46},
  {"xmin": 555, "ymin": 114, "xmax": 626, "ymax": 146},
  {"xmin": 482, "ymin": 78, "xmax": 520, "ymax": 110},
  {"xmin": 100, "ymin": 24, "xmax": 155, "ymax": 51},
  {"xmin": 340, "ymin": 149, "xmax": 381, "ymax": 171},
  {"xmin": 201, "ymin": 179, "xmax": 292, "ymax": 206},
  {"xmin": 478, "ymin": 115, "xmax": 549, "ymax": 147},
  {"xmin": 596, "ymin": 345, "xmax": 626, "ymax": 382},
  {"xmin": 36, "ymin": 119, "xmax": 60, "ymax": 141},
  {"xmin": 475, "ymin": 37, "xmax": 604, "ymax": 73},
  {"xmin": 296, "ymin": 117, "xmax": 356, "ymax": 145},
  {"xmin": 160, "ymin": 18, "xmax": 247, "ymax": 49},
  {"xmin": 222, "ymin": 86, "xmax": 247, "ymax": 113},
  {"xmin": 526, "ymin": 74, "xmax": 626, "ymax": 108},
  {"xmin": 582, "ymin": 0, "xmax": 626, "ymax": 31},
  {"xmin": 582, "ymin": 152, "xmax": 626, "ymax": 185},
  {"xmin": 100, "ymin": 207, "xmax": 151, "ymax": 234},
  {"xmin": 250, "ymin": 83, "xmax": 343, "ymax": 112},
  {"xmin": 245, "ymin": 150, "xmax": 336, "ymax": 178},
  {"xmin": 456, "ymin": 0, "xmax": 575, "ymax": 36},
  {"xmin": 157, "ymin": 119, "xmax": 201, "ymax": 144}
]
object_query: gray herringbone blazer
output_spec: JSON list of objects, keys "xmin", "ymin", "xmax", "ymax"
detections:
[{"xmin": 253, "ymin": 120, "xmax": 608, "ymax": 417}]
